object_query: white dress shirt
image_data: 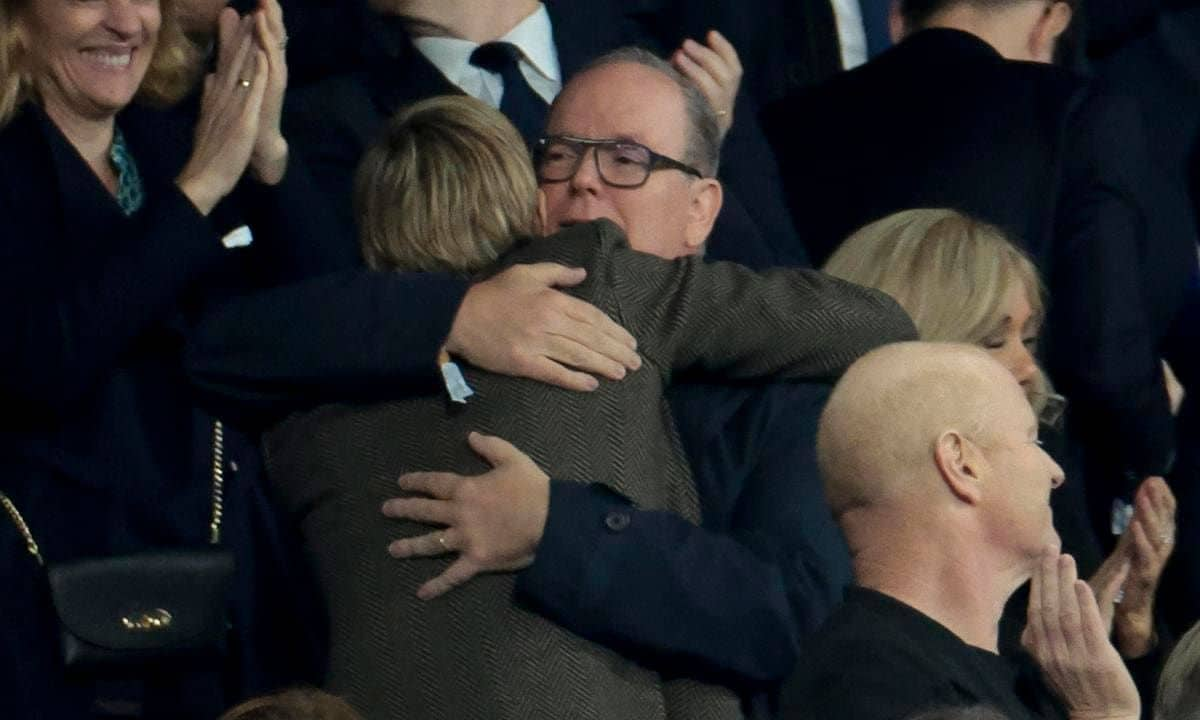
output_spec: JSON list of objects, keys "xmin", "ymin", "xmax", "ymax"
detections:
[
  {"xmin": 829, "ymin": 0, "xmax": 869, "ymax": 70},
  {"xmin": 410, "ymin": 3, "xmax": 562, "ymax": 107}
]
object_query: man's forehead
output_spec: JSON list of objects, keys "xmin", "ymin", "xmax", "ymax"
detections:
[{"xmin": 548, "ymin": 63, "xmax": 686, "ymax": 149}]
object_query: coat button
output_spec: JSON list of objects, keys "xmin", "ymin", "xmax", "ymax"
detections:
[{"xmin": 604, "ymin": 511, "xmax": 631, "ymax": 532}]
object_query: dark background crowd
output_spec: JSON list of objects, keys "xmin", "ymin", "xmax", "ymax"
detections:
[{"xmin": 1, "ymin": 0, "xmax": 1199, "ymax": 719}]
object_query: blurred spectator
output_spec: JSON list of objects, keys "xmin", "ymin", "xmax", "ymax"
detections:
[
  {"xmin": 1154, "ymin": 620, "xmax": 1200, "ymax": 720},
  {"xmin": 763, "ymin": 0, "xmax": 1193, "ymax": 565},
  {"xmin": 778, "ymin": 342, "xmax": 1141, "ymax": 720},
  {"xmin": 219, "ymin": 688, "xmax": 362, "ymax": 720}
]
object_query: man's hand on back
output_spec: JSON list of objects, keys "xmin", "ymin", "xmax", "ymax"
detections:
[{"xmin": 446, "ymin": 263, "xmax": 641, "ymax": 392}]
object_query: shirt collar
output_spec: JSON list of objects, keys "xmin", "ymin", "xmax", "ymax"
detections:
[{"xmin": 410, "ymin": 4, "xmax": 561, "ymax": 88}]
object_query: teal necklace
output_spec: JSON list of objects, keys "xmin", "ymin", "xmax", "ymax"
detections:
[{"xmin": 108, "ymin": 126, "xmax": 144, "ymax": 216}]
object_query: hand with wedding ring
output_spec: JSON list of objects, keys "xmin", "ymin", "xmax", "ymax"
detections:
[
  {"xmin": 671, "ymin": 30, "xmax": 743, "ymax": 138},
  {"xmin": 176, "ymin": 11, "xmax": 267, "ymax": 215},
  {"xmin": 1110, "ymin": 476, "xmax": 1176, "ymax": 658},
  {"xmin": 381, "ymin": 432, "xmax": 550, "ymax": 600}
]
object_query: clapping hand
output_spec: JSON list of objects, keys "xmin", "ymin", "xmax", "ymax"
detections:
[{"xmin": 671, "ymin": 30, "xmax": 743, "ymax": 138}]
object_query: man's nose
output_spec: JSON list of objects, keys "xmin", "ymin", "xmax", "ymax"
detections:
[{"xmin": 567, "ymin": 147, "xmax": 604, "ymax": 193}]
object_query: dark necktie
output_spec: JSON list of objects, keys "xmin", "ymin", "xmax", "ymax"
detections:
[
  {"xmin": 468, "ymin": 41, "xmax": 549, "ymax": 145},
  {"xmin": 860, "ymin": 0, "xmax": 892, "ymax": 59}
]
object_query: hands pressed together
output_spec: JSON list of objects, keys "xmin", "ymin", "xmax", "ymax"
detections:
[
  {"xmin": 176, "ymin": 0, "xmax": 289, "ymax": 215},
  {"xmin": 1088, "ymin": 476, "xmax": 1176, "ymax": 658}
]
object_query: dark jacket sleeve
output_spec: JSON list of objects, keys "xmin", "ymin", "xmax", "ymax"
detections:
[
  {"xmin": 0, "ymin": 184, "xmax": 225, "ymax": 420},
  {"xmin": 1048, "ymin": 91, "xmax": 1177, "ymax": 479},
  {"xmin": 599, "ymin": 227, "xmax": 917, "ymax": 381},
  {"xmin": 185, "ymin": 270, "xmax": 468, "ymax": 418},
  {"xmin": 516, "ymin": 382, "xmax": 847, "ymax": 685}
]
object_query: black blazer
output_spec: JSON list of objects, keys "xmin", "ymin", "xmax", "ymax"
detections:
[
  {"xmin": 0, "ymin": 101, "xmax": 340, "ymax": 717},
  {"xmin": 282, "ymin": 1, "xmax": 789, "ymax": 268},
  {"xmin": 763, "ymin": 27, "xmax": 1192, "ymax": 483}
]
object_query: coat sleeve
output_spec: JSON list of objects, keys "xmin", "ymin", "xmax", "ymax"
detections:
[
  {"xmin": 515, "ymin": 382, "xmax": 848, "ymax": 685},
  {"xmin": 0, "ymin": 183, "xmax": 226, "ymax": 420},
  {"xmin": 1048, "ymin": 90, "xmax": 1177, "ymax": 480},
  {"xmin": 598, "ymin": 225, "xmax": 917, "ymax": 381}
]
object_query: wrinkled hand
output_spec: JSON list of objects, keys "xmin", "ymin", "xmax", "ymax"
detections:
[
  {"xmin": 382, "ymin": 432, "xmax": 550, "ymax": 600},
  {"xmin": 445, "ymin": 263, "xmax": 640, "ymax": 392},
  {"xmin": 176, "ymin": 11, "xmax": 266, "ymax": 215},
  {"xmin": 1112, "ymin": 477, "xmax": 1176, "ymax": 657},
  {"xmin": 1024, "ymin": 551, "xmax": 1140, "ymax": 720},
  {"xmin": 671, "ymin": 30, "xmax": 743, "ymax": 137},
  {"xmin": 1085, "ymin": 551, "xmax": 1129, "ymax": 637},
  {"xmin": 247, "ymin": 0, "xmax": 288, "ymax": 183}
]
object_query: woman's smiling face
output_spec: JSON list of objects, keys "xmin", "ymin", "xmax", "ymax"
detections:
[{"xmin": 21, "ymin": 0, "xmax": 161, "ymax": 123}]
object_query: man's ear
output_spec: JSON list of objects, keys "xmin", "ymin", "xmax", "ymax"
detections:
[
  {"xmin": 933, "ymin": 430, "xmax": 985, "ymax": 505},
  {"xmin": 1029, "ymin": 1, "xmax": 1072, "ymax": 63},
  {"xmin": 888, "ymin": 0, "xmax": 907, "ymax": 43},
  {"xmin": 535, "ymin": 188, "xmax": 548, "ymax": 236},
  {"xmin": 684, "ymin": 178, "xmax": 723, "ymax": 252}
]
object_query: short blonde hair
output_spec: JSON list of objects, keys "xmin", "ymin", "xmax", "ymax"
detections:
[
  {"xmin": 1, "ymin": 0, "xmax": 199, "ymax": 129},
  {"xmin": 822, "ymin": 208, "xmax": 1052, "ymax": 408},
  {"xmin": 1156, "ymin": 621, "xmax": 1200, "ymax": 720},
  {"xmin": 218, "ymin": 688, "xmax": 363, "ymax": 720},
  {"xmin": 355, "ymin": 95, "xmax": 539, "ymax": 274}
]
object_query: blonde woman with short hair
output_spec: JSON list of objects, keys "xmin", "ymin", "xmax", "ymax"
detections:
[{"xmin": 823, "ymin": 207, "xmax": 1177, "ymax": 665}]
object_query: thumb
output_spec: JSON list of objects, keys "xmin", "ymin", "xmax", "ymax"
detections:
[{"xmin": 467, "ymin": 431, "xmax": 525, "ymax": 469}]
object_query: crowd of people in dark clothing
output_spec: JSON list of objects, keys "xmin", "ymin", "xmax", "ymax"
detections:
[{"xmin": 1, "ymin": 0, "xmax": 1199, "ymax": 718}]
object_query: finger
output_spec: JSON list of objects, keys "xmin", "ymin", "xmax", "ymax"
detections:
[
  {"xmin": 518, "ymin": 356, "xmax": 600, "ymax": 392},
  {"xmin": 380, "ymin": 496, "xmax": 455, "ymax": 525},
  {"xmin": 417, "ymin": 557, "xmax": 479, "ymax": 600},
  {"xmin": 467, "ymin": 431, "xmax": 526, "ymax": 469},
  {"xmin": 240, "ymin": 51, "xmax": 269, "ymax": 124},
  {"xmin": 706, "ymin": 29, "xmax": 743, "ymax": 74},
  {"xmin": 680, "ymin": 37, "xmax": 735, "ymax": 86},
  {"xmin": 516, "ymin": 262, "xmax": 586, "ymax": 289},
  {"xmin": 1041, "ymin": 553, "xmax": 1068, "ymax": 663},
  {"xmin": 672, "ymin": 51, "xmax": 724, "ymax": 109},
  {"xmin": 1026, "ymin": 557, "xmax": 1049, "ymax": 654},
  {"xmin": 541, "ymin": 333, "xmax": 631, "ymax": 381},
  {"xmin": 396, "ymin": 471, "xmax": 461, "ymax": 500},
  {"xmin": 1057, "ymin": 555, "xmax": 1085, "ymax": 652},
  {"xmin": 387, "ymin": 528, "xmax": 457, "ymax": 559},
  {"xmin": 216, "ymin": 7, "xmax": 241, "ymax": 76},
  {"xmin": 1074, "ymin": 579, "xmax": 1107, "ymax": 656},
  {"xmin": 222, "ymin": 20, "xmax": 256, "ymax": 94},
  {"xmin": 558, "ymin": 294, "xmax": 638, "ymax": 351}
]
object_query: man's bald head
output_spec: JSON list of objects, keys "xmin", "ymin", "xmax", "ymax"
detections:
[{"xmin": 818, "ymin": 342, "xmax": 1023, "ymax": 516}]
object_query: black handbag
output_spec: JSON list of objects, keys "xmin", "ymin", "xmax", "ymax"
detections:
[{"xmin": 1, "ymin": 421, "xmax": 235, "ymax": 673}]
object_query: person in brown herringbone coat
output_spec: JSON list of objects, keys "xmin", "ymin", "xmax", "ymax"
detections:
[{"xmin": 265, "ymin": 77, "xmax": 914, "ymax": 720}]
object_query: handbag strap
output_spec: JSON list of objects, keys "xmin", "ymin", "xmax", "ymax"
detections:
[{"xmin": 1, "ymin": 420, "xmax": 228, "ymax": 559}]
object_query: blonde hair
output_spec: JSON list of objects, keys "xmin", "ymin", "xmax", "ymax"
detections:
[
  {"xmin": 822, "ymin": 208, "xmax": 1052, "ymax": 408},
  {"xmin": 1, "ymin": 0, "xmax": 199, "ymax": 129},
  {"xmin": 218, "ymin": 688, "xmax": 363, "ymax": 720},
  {"xmin": 355, "ymin": 95, "xmax": 539, "ymax": 274},
  {"xmin": 1155, "ymin": 621, "xmax": 1200, "ymax": 720}
]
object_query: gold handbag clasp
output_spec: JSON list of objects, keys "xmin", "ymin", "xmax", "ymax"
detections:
[{"xmin": 121, "ymin": 609, "xmax": 173, "ymax": 632}]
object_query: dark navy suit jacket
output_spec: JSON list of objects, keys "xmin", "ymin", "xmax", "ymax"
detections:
[{"xmin": 282, "ymin": 2, "xmax": 792, "ymax": 268}]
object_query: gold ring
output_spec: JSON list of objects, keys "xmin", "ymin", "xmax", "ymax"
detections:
[
  {"xmin": 715, "ymin": 109, "xmax": 730, "ymax": 117},
  {"xmin": 437, "ymin": 532, "xmax": 448, "ymax": 550},
  {"xmin": 238, "ymin": 78, "xmax": 251, "ymax": 88}
]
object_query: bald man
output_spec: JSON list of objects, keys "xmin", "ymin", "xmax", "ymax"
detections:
[{"xmin": 779, "ymin": 343, "xmax": 1141, "ymax": 720}]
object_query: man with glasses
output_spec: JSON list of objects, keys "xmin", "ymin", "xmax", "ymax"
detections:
[{"xmin": 378, "ymin": 48, "xmax": 881, "ymax": 715}]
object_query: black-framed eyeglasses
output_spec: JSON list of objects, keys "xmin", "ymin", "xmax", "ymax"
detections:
[{"xmin": 534, "ymin": 135, "xmax": 704, "ymax": 189}]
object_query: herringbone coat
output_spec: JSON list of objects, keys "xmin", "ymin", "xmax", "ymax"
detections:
[{"xmin": 265, "ymin": 220, "xmax": 915, "ymax": 720}]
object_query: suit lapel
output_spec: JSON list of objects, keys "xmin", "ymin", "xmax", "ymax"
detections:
[{"xmin": 364, "ymin": 14, "xmax": 462, "ymax": 119}]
